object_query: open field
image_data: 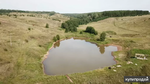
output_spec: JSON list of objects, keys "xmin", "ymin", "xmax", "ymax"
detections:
[
  {"xmin": 78, "ymin": 15, "xmax": 150, "ymax": 49},
  {"xmin": 0, "ymin": 13, "xmax": 150, "ymax": 84}
]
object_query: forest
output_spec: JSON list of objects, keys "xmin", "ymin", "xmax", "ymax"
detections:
[
  {"xmin": 61, "ymin": 10, "xmax": 149, "ymax": 32},
  {"xmin": 0, "ymin": 9, "xmax": 56, "ymax": 15}
]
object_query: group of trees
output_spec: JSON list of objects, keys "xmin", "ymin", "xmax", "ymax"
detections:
[
  {"xmin": 53, "ymin": 35, "xmax": 60, "ymax": 42},
  {"xmin": 83, "ymin": 26, "xmax": 106, "ymax": 41},
  {"xmin": 61, "ymin": 10, "xmax": 149, "ymax": 32},
  {"xmin": 61, "ymin": 19, "xmax": 78, "ymax": 32}
]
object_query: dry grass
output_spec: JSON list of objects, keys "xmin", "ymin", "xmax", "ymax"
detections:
[
  {"xmin": 0, "ymin": 13, "xmax": 69, "ymax": 83},
  {"xmin": 78, "ymin": 15, "xmax": 150, "ymax": 49},
  {"xmin": 0, "ymin": 13, "xmax": 150, "ymax": 84}
]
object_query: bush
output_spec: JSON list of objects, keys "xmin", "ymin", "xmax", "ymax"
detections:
[
  {"xmin": 45, "ymin": 23, "xmax": 49, "ymax": 28},
  {"xmin": 53, "ymin": 35, "xmax": 60, "ymax": 42},
  {"xmin": 80, "ymin": 31, "xmax": 83, "ymax": 34},
  {"xmin": 56, "ymin": 35, "xmax": 60, "ymax": 40},
  {"xmin": 4, "ymin": 48, "xmax": 8, "ymax": 51},
  {"xmin": 100, "ymin": 32, "xmax": 106, "ymax": 41},
  {"xmin": 85, "ymin": 26, "xmax": 98, "ymax": 35},
  {"xmin": 53, "ymin": 36, "xmax": 57, "ymax": 42},
  {"xmin": 28, "ymin": 28, "xmax": 31, "ymax": 31}
]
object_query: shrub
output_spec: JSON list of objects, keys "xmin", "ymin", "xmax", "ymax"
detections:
[
  {"xmin": 80, "ymin": 31, "xmax": 83, "ymax": 34},
  {"xmin": 4, "ymin": 48, "xmax": 8, "ymax": 51},
  {"xmin": 85, "ymin": 26, "xmax": 98, "ymax": 35},
  {"xmin": 39, "ymin": 45, "xmax": 42, "ymax": 47},
  {"xmin": 45, "ymin": 23, "xmax": 49, "ymax": 28},
  {"xmin": 53, "ymin": 36, "xmax": 57, "ymax": 42},
  {"xmin": 25, "ymin": 39, "xmax": 28, "ymax": 43},
  {"xmin": 28, "ymin": 28, "xmax": 31, "ymax": 31},
  {"xmin": 56, "ymin": 35, "xmax": 60, "ymax": 40},
  {"xmin": 100, "ymin": 32, "xmax": 106, "ymax": 41}
]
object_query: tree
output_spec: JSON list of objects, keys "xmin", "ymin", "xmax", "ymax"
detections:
[
  {"xmin": 100, "ymin": 32, "xmax": 106, "ymax": 41},
  {"xmin": 45, "ymin": 23, "xmax": 49, "ymax": 28},
  {"xmin": 53, "ymin": 36, "xmax": 57, "ymax": 42},
  {"xmin": 61, "ymin": 23, "xmax": 68, "ymax": 29},
  {"xmin": 65, "ymin": 28, "xmax": 69, "ymax": 33},
  {"xmin": 80, "ymin": 31, "xmax": 83, "ymax": 34},
  {"xmin": 85, "ymin": 26, "xmax": 98, "ymax": 35},
  {"xmin": 56, "ymin": 35, "xmax": 60, "ymax": 40}
]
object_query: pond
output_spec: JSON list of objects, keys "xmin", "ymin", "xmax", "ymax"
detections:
[{"xmin": 43, "ymin": 38, "xmax": 118, "ymax": 75}]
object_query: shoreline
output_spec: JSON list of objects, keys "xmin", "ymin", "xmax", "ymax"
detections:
[
  {"xmin": 41, "ymin": 39, "xmax": 65, "ymax": 75},
  {"xmin": 106, "ymin": 44, "xmax": 122, "ymax": 64},
  {"xmin": 41, "ymin": 37, "xmax": 122, "ymax": 75}
]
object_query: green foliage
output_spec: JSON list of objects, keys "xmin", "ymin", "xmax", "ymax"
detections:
[
  {"xmin": 85, "ymin": 26, "xmax": 98, "ymax": 35},
  {"xmin": 28, "ymin": 28, "xmax": 31, "ymax": 31},
  {"xmin": 0, "ymin": 9, "xmax": 56, "ymax": 15},
  {"xmin": 102, "ymin": 10, "xmax": 149, "ymax": 17},
  {"xmin": 53, "ymin": 36, "xmax": 57, "ymax": 42},
  {"xmin": 53, "ymin": 35, "xmax": 60, "ymax": 42},
  {"xmin": 45, "ymin": 23, "xmax": 49, "ymax": 28},
  {"xmin": 61, "ymin": 23, "xmax": 68, "ymax": 29},
  {"xmin": 65, "ymin": 28, "xmax": 69, "ymax": 33},
  {"xmin": 100, "ymin": 32, "xmax": 106, "ymax": 41},
  {"xmin": 61, "ymin": 10, "xmax": 149, "ymax": 33},
  {"xmin": 56, "ymin": 35, "xmax": 60, "ymax": 40},
  {"xmin": 80, "ymin": 31, "xmax": 83, "ymax": 34}
]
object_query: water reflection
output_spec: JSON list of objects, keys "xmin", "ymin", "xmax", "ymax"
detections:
[
  {"xmin": 99, "ymin": 45, "xmax": 105, "ymax": 54},
  {"xmin": 54, "ymin": 41, "xmax": 60, "ymax": 48}
]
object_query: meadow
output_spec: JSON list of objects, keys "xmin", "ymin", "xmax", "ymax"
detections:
[{"xmin": 0, "ymin": 12, "xmax": 150, "ymax": 84}]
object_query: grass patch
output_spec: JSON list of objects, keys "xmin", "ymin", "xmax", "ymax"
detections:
[
  {"xmin": 47, "ymin": 42, "xmax": 53, "ymax": 50},
  {"xmin": 104, "ymin": 31, "xmax": 117, "ymax": 35}
]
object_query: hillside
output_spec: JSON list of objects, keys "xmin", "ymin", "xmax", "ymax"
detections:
[
  {"xmin": 78, "ymin": 15, "xmax": 150, "ymax": 49},
  {"xmin": 0, "ymin": 12, "xmax": 69, "ymax": 82},
  {"xmin": 0, "ymin": 11, "xmax": 150, "ymax": 84}
]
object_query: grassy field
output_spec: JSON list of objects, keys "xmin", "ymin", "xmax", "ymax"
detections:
[{"xmin": 0, "ymin": 13, "xmax": 150, "ymax": 84}]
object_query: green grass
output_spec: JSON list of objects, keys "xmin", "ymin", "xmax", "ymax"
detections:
[{"xmin": 130, "ymin": 49, "xmax": 150, "ymax": 55}]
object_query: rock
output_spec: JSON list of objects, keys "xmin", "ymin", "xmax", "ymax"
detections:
[
  {"xmin": 112, "ymin": 66, "xmax": 116, "ymax": 68},
  {"xmin": 117, "ymin": 65, "xmax": 121, "ymax": 67},
  {"xmin": 113, "ymin": 69, "xmax": 117, "ymax": 72},
  {"xmin": 127, "ymin": 61, "xmax": 133, "ymax": 64}
]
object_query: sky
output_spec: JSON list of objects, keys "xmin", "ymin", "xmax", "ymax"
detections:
[{"xmin": 0, "ymin": 0, "xmax": 150, "ymax": 13}]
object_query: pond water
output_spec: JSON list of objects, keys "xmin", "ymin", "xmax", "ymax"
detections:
[{"xmin": 43, "ymin": 38, "xmax": 118, "ymax": 75}]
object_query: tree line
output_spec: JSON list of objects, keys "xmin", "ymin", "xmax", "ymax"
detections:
[
  {"xmin": 102, "ymin": 10, "xmax": 149, "ymax": 17},
  {"xmin": 62, "ymin": 10, "xmax": 149, "ymax": 32},
  {"xmin": 0, "ymin": 9, "xmax": 56, "ymax": 15}
]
